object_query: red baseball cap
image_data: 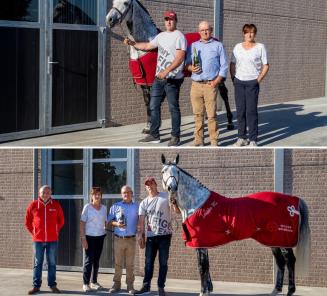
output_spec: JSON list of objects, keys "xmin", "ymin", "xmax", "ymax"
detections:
[
  {"xmin": 144, "ymin": 176, "xmax": 157, "ymax": 185},
  {"xmin": 164, "ymin": 10, "xmax": 177, "ymax": 21}
]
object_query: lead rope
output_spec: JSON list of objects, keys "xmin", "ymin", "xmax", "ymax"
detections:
[{"xmin": 169, "ymin": 202, "xmax": 179, "ymax": 231}]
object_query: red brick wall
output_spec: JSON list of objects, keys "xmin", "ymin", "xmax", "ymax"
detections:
[
  {"xmin": 0, "ymin": 149, "xmax": 35, "ymax": 268},
  {"xmin": 106, "ymin": 0, "xmax": 327, "ymax": 126}
]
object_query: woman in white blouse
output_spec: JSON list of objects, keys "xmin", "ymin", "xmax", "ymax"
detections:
[
  {"xmin": 80, "ymin": 187, "xmax": 107, "ymax": 292},
  {"xmin": 230, "ymin": 24, "xmax": 269, "ymax": 147}
]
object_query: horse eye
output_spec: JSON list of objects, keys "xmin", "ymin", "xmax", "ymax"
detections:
[{"xmin": 124, "ymin": 1, "xmax": 129, "ymax": 6}]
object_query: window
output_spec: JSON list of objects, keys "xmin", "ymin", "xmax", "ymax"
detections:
[
  {"xmin": 47, "ymin": 149, "xmax": 134, "ymax": 198},
  {"xmin": 0, "ymin": 0, "xmax": 39, "ymax": 22},
  {"xmin": 50, "ymin": 149, "xmax": 84, "ymax": 196},
  {"xmin": 92, "ymin": 149, "xmax": 128, "ymax": 195},
  {"xmin": 53, "ymin": 0, "xmax": 97, "ymax": 25}
]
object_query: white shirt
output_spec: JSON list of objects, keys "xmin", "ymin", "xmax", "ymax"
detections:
[
  {"xmin": 139, "ymin": 192, "xmax": 172, "ymax": 237},
  {"xmin": 231, "ymin": 42, "xmax": 268, "ymax": 81},
  {"xmin": 150, "ymin": 30, "xmax": 187, "ymax": 79},
  {"xmin": 81, "ymin": 204, "xmax": 107, "ymax": 236}
]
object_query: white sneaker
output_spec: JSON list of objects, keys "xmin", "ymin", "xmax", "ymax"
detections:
[
  {"xmin": 90, "ymin": 282, "xmax": 103, "ymax": 290},
  {"xmin": 248, "ymin": 141, "xmax": 257, "ymax": 147},
  {"xmin": 233, "ymin": 138, "xmax": 249, "ymax": 147},
  {"xmin": 83, "ymin": 284, "xmax": 91, "ymax": 292}
]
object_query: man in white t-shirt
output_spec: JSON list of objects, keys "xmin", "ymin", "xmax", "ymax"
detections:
[
  {"xmin": 124, "ymin": 11, "xmax": 187, "ymax": 147},
  {"xmin": 135, "ymin": 177, "xmax": 180, "ymax": 296}
]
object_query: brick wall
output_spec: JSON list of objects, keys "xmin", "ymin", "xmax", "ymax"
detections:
[
  {"xmin": 223, "ymin": 0, "xmax": 327, "ymax": 108},
  {"xmin": 0, "ymin": 149, "xmax": 35, "ymax": 268},
  {"xmin": 284, "ymin": 149, "xmax": 327, "ymax": 287},
  {"xmin": 106, "ymin": 0, "xmax": 327, "ymax": 126},
  {"xmin": 135, "ymin": 148, "xmax": 327, "ymax": 287}
]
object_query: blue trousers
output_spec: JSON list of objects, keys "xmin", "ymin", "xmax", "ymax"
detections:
[
  {"xmin": 150, "ymin": 78, "xmax": 183, "ymax": 138},
  {"xmin": 83, "ymin": 235, "xmax": 105, "ymax": 285},
  {"xmin": 33, "ymin": 241, "xmax": 58, "ymax": 288},
  {"xmin": 234, "ymin": 78, "xmax": 260, "ymax": 141},
  {"xmin": 143, "ymin": 234, "xmax": 172, "ymax": 289}
]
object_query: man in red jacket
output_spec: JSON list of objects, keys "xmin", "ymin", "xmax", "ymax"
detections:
[{"xmin": 25, "ymin": 185, "xmax": 65, "ymax": 295}]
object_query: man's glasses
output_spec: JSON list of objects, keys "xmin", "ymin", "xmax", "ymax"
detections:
[{"xmin": 200, "ymin": 29, "xmax": 211, "ymax": 33}]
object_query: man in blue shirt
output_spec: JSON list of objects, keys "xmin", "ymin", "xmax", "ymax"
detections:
[
  {"xmin": 185, "ymin": 21, "xmax": 228, "ymax": 146},
  {"xmin": 108, "ymin": 185, "xmax": 139, "ymax": 294}
]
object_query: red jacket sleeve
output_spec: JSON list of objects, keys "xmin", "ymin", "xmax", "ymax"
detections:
[
  {"xmin": 56, "ymin": 202, "xmax": 65, "ymax": 232},
  {"xmin": 24, "ymin": 202, "xmax": 34, "ymax": 235}
]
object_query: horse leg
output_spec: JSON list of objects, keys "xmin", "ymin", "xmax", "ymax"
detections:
[
  {"xmin": 283, "ymin": 248, "xmax": 296, "ymax": 296},
  {"xmin": 196, "ymin": 248, "xmax": 211, "ymax": 296},
  {"xmin": 141, "ymin": 85, "xmax": 151, "ymax": 134},
  {"xmin": 271, "ymin": 248, "xmax": 286, "ymax": 295},
  {"xmin": 218, "ymin": 82, "xmax": 234, "ymax": 130}
]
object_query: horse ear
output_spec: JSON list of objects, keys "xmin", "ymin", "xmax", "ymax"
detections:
[
  {"xmin": 174, "ymin": 154, "xmax": 179, "ymax": 165},
  {"xmin": 161, "ymin": 154, "xmax": 166, "ymax": 164}
]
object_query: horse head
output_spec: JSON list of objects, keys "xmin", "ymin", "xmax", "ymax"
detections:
[
  {"xmin": 161, "ymin": 154, "xmax": 180, "ymax": 205},
  {"xmin": 106, "ymin": 0, "xmax": 133, "ymax": 28}
]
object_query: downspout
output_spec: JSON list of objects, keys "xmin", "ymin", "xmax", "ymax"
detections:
[
  {"xmin": 214, "ymin": 0, "xmax": 223, "ymax": 41},
  {"xmin": 214, "ymin": 0, "xmax": 224, "ymax": 110},
  {"xmin": 325, "ymin": 42, "xmax": 327, "ymax": 99},
  {"xmin": 33, "ymin": 149, "xmax": 39, "ymax": 200},
  {"xmin": 273, "ymin": 149, "xmax": 284, "ymax": 285}
]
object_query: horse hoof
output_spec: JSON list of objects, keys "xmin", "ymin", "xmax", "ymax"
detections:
[
  {"xmin": 227, "ymin": 123, "xmax": 234, "ymax": 130},
  {"xmin": 199, "ymin": 293, "xmax": 209, "ymax": 296}
]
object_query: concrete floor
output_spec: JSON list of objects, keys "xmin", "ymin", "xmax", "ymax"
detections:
[
  {"xmin": 0, "ymin": 268, "xmax": 326, "ymax": 296},
  {"xmin": 1, "ymin": 97, "xmax": 327, "ymax": 147}
]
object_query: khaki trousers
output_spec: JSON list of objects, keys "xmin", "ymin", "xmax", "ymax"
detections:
[
  {"xmin": 113, "ymin": 236, "xmax": 136, "ymax": 289},
  {"xmin": 190, "ymin": 81, "xmax": 219, "ymax": 145}
]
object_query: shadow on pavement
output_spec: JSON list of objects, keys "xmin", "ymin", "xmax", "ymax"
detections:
[{"xmin": 180, "ymin": 103, "xmax": 327, "ymax": 147}]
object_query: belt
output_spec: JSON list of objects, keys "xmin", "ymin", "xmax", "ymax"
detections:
[
  {"xmin": 114, "ymin": 234, "xmax": 136, "ymax": 239},
  {"xmin": 195, "ymin": 80, "xmax": 212, "ymax": 84}
]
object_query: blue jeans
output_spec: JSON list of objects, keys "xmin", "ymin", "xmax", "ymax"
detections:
[
  {"xmin": 143, "ymin": 234, "xmax": 172, "ymax": 289},
  {"xmin": 234, "ymin": 78, "xmax": 260, "ymax": 141},
  {"xmin": 150, "ymin": 78, "xmax": 184, "ymax": 138},
  {"xmin": 33, "ymin": 242, "xmax": 58, "ymax": 288}
]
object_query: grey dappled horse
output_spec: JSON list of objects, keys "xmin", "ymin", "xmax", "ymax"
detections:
[
  {"xmin": 161, "ymin": 154, "xmax": 311, "ymax": 296},
  {"xmin": 106, "ymin": 0, "xmax": 234, "ymax": 134}
]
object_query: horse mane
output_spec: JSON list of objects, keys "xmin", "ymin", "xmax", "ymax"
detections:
[
  {"xmin": 132, "ymin": 0, "xmax": 159, "ymax": 41},
  {"xmin": 175, "ymin": 164, "xmax": 209, "ymax": 191},
  {"xmin": 134, "ymin": 0, "xmax": 153, "ymax": 21}
]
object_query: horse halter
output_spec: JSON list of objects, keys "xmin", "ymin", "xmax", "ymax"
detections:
[
  {"xmin": 162, "ymin": 164, "xmax": 180, "ymax": 204},
  {"xmin": 111, "ymin": 1, "xmax": 133, "ymax": 24}
]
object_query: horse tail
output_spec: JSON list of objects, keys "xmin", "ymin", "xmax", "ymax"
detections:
[{"xmin": 295, "ymin": 198, "xmax": 311, "ymax": 276}]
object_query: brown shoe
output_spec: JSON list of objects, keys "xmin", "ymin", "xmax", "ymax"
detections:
[
  {"xmin": 28, "ymin": 287, "xmax": 40, "ymax": 295},
  {"xmin": 50, "ymin": 286, "xmax": 61, "ymax": 293}
]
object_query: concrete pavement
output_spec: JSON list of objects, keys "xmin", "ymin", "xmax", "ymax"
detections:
[
  {"xmin": 1, "ymin": 97, "xmax": 327, "ymax": 147},
  {"xmin": 0, "ymin": 268, "xmax": 326, "ymax": 296}
]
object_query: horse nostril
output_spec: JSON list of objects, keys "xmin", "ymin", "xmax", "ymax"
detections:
[{"xmin": 168, "ymin": 186, "xmax": 171, "ymax": 191}]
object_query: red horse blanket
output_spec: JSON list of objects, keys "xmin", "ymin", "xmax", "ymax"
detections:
[
  {"xmin": 182, "ymin": 191, "xmax": 300, "ymax": 248},
  {"xmin": 128, "ymin": 32, "xmax": 201, "ymax": 85}
]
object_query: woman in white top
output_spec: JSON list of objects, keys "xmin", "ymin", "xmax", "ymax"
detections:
[
  {"xmin": 230, "ymin": 24, "xmax": 269, "ymax": 147},
  {"xmin": 80, "ymin": 187, "xmax": 107, "ymax": 292}
]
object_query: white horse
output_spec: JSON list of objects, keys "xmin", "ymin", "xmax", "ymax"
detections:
[
  {"xmin": 161, "ymin": 154, "xmax": 311, "ymax": 296},
  {"xmin": 106, "ymin": 0, "xmax": 234, "ymax": 133}
]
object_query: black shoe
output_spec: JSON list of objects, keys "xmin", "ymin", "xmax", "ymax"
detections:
[
  {"xmin": 158, "ymin": 288, "xmax": 166, "ymax": 296},
  {"xmin": 139, "ymin": 135, "xmax": 160, "ymax": 143},
  {"xmin": 168, "ymin": 136, "xmax": 180, "ymax": 147},
  {"xmin": 134, "ymin": 286, "xmax": 150, "ymax": 295}
]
